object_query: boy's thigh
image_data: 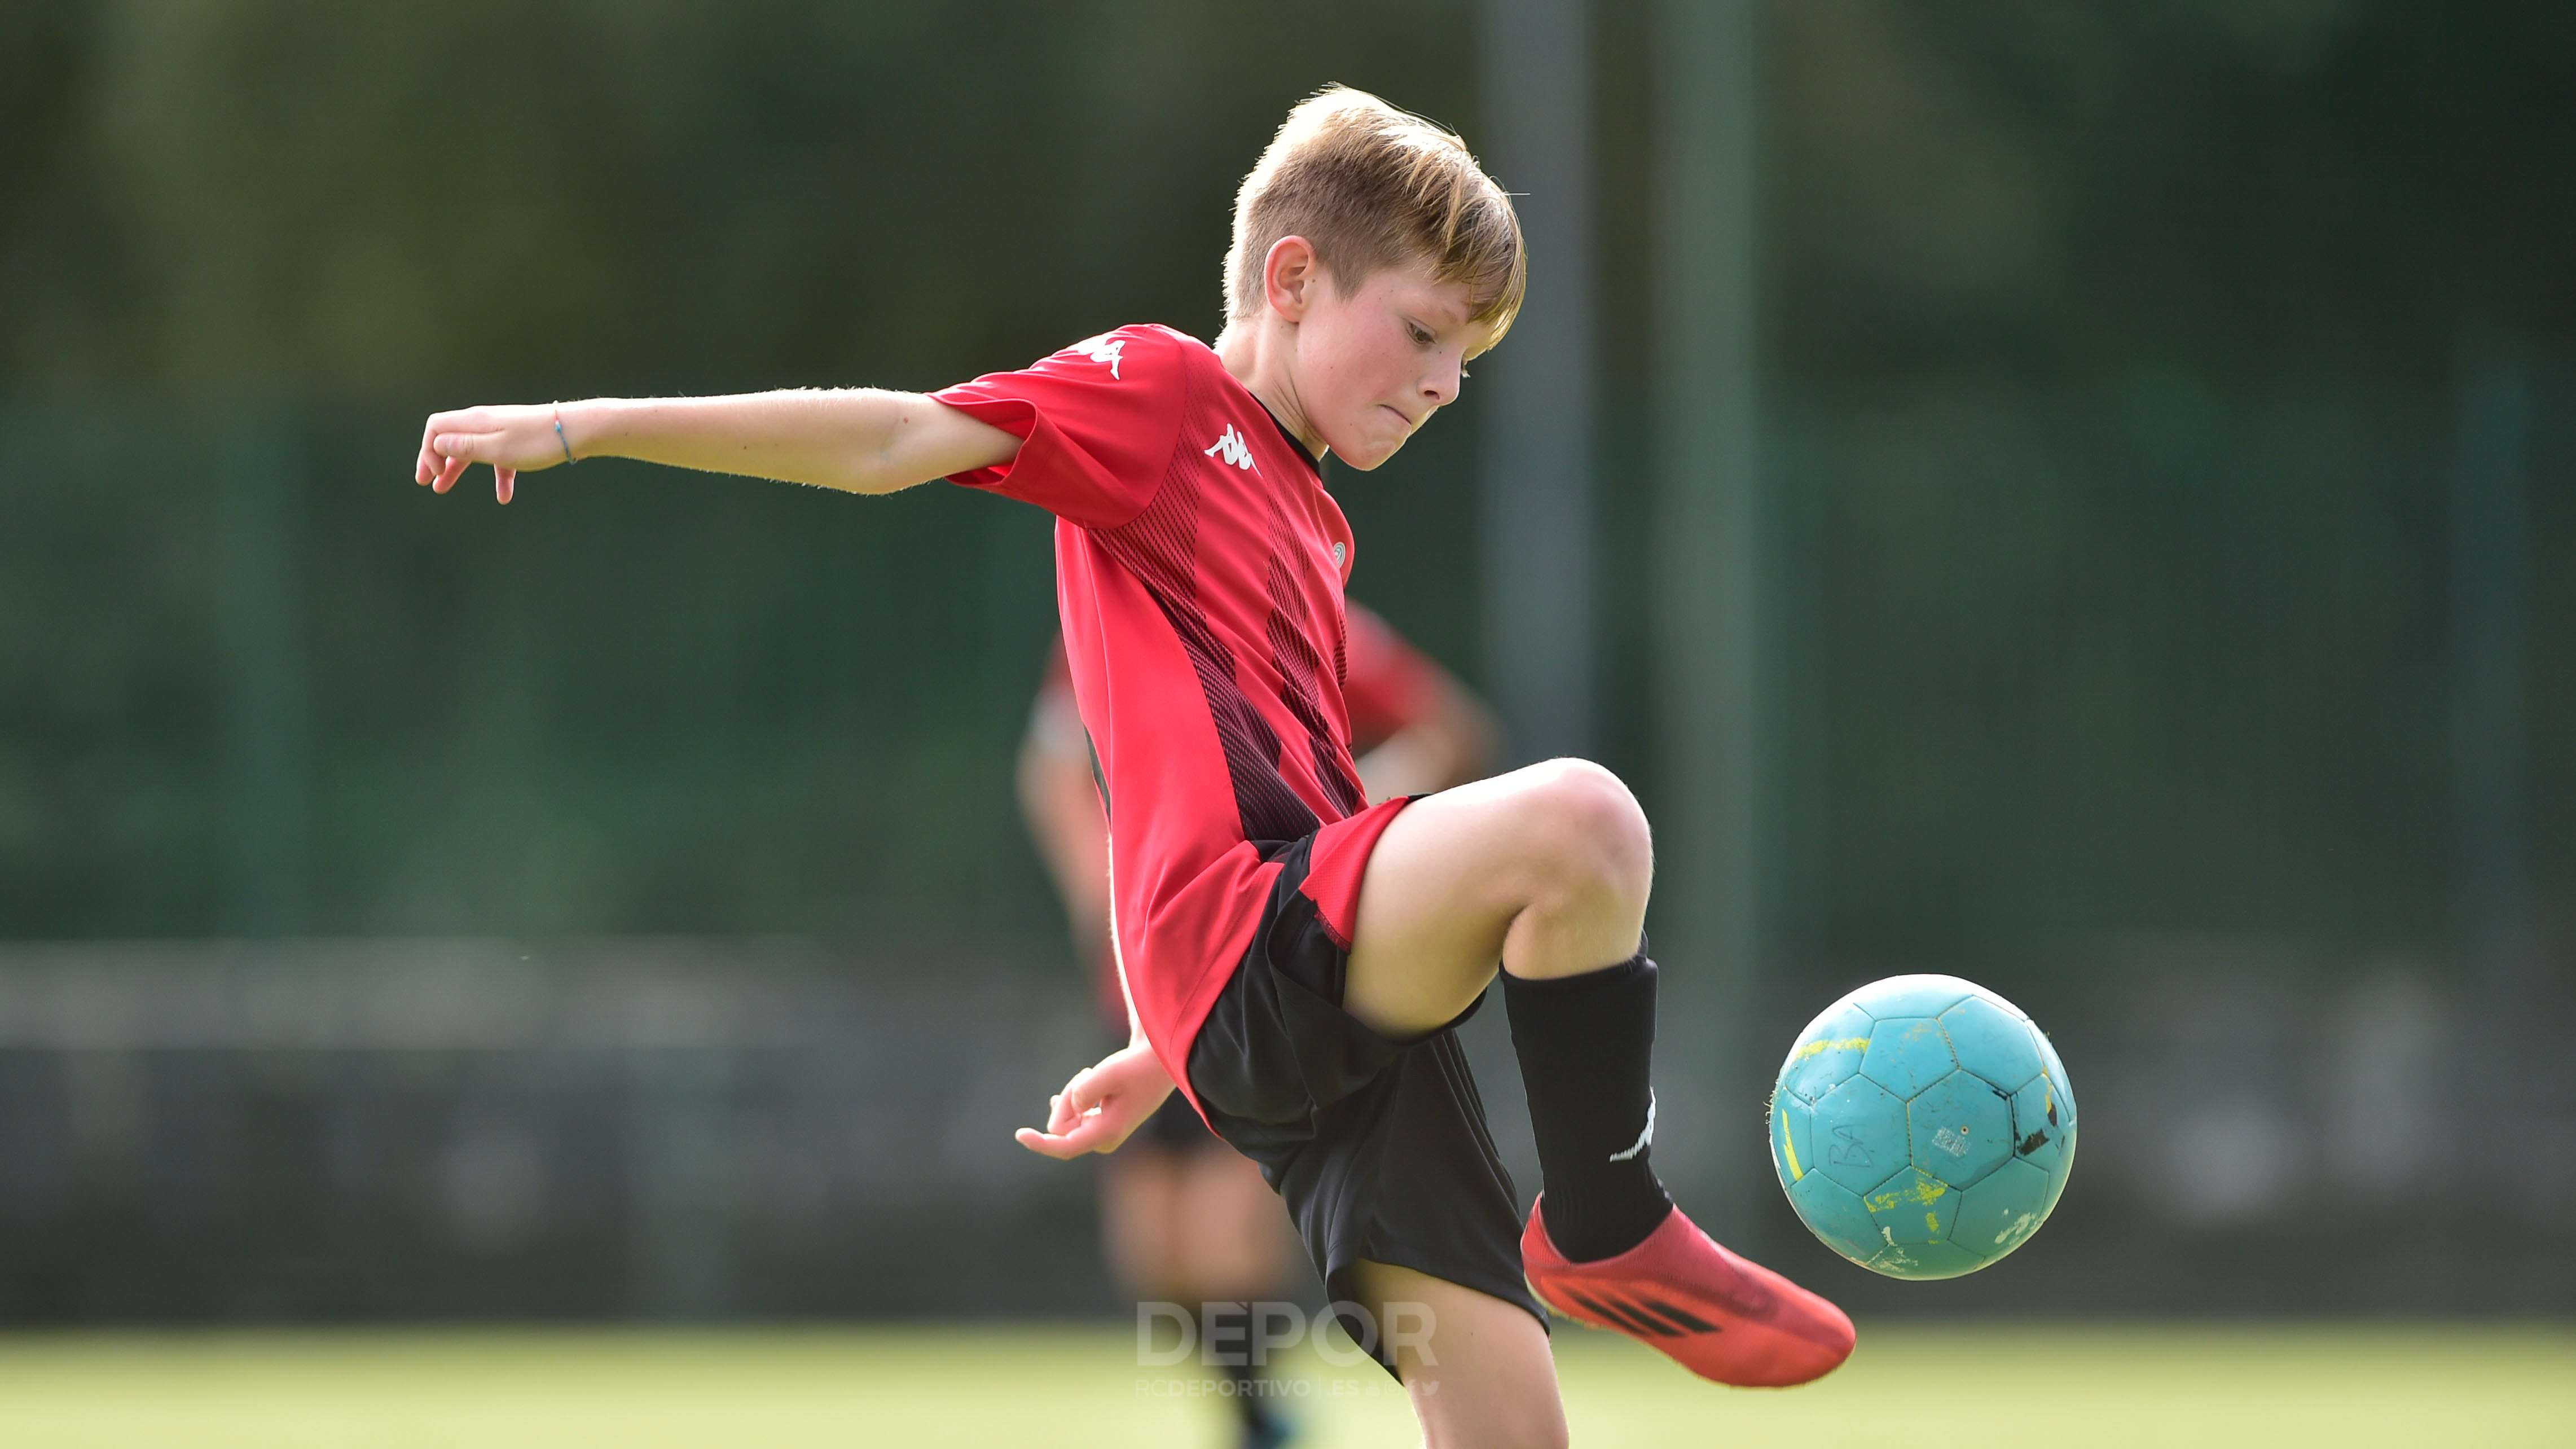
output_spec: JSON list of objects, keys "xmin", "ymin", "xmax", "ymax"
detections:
[
  {"xmin": 1344, "ymin": 771, "xmax": 1550, "ymax": 1037},
  {"xmin": 1346, "ymin": 762, "xmax": 1623, "ymax": 1039},
  {"xmin": 1347, "ymin": 1259, "xmax": 1567, "ymax": 1449}
]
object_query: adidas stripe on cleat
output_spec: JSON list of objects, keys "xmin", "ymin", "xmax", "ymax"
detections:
[
  {"xmin": 1557, "ymin": 1287, "xmax": 1719, "ymax": 1338},
  {"xmin": 1522, "ymin": 1197, "xmax": 1856, "ymax": 1389}
]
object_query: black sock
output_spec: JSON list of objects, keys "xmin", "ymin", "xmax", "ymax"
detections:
[{"xmin": 1503, "ymin": 952, "xmax": 1675, "ymax": 1262}]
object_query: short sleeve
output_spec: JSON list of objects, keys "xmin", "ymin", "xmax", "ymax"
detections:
[
  {"xmin": 932, "ymin": 325, "xmax": 1187, "ymax": 530},
  {"xmin": 1342, "ymin": 601, "xmax": 1443, "ymax": 751}
]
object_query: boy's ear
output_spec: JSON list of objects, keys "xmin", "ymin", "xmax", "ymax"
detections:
[{"xmin": 1263, "ymin": 235, "xmax": 1324, "ymax": 322}]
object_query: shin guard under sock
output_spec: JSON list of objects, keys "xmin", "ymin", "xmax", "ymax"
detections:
[{"xmin": 1502, "ymin": 952, "xmax": 1675, "ymax": 1262}]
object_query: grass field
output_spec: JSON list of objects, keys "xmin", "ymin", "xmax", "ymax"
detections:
[{"xmin": 0, "ymin": 1321, "xmax": 2564, "ymax": 1448}]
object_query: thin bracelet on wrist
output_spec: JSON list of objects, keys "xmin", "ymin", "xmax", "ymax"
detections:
[{"xmin": 552, "ymin": 405, "xmax": 577, "ymax": 466}]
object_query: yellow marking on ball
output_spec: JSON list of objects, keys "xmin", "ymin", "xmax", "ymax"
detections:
[
  {"xmin": 1778, "ymin": 1107, "xmax": 1804, "ymax": 1180},
  {"xmin": 1792, "ymin": 1036, "xmax": 1870, "ymax": 1061},
  {"xmin": 1864, "ymin": 1175, "xmax": 1951, "ymax": 1213}
]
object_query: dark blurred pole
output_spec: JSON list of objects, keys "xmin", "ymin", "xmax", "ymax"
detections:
[
  {"xmin": 219, "ymin": 410, "xmax": 309, "ymax": 936},
  {"xmin": 1479, "ymin": 0, "xmax": 1595, "ymax": 763},
  {"xmin": 1650, "ymin": 0, "xmax": 1766, "ymax": 1222},
  {"xmin": 2451, "ymin": 343, "xmax": 2534, "ymax": 1012}
]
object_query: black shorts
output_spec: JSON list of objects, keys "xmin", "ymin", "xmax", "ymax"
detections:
[
  {"xmin": 1133, "ymin": 1081, "xmax": 1221, "ymax": 1149},
  {"xmin": 1183, "ymin": 832, "xmax": 1545, "ymax": 1375}
]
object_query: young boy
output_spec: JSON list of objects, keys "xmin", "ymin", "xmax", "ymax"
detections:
[{"xmin": 413, "ymin": 86, "xmax": 1852, "ymax": 1447}]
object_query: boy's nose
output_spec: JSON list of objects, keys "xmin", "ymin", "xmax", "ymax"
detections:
[{"xmin": 1423, "ymin": 355, "xmax": 1463, "ymax": 406}]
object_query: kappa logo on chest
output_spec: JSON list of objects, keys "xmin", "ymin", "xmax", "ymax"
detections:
[{"xmin": 1202, "ymin": 424, "xmax": 1259, "ymax": 472}]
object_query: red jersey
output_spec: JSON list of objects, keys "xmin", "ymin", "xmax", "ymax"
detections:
[
  {"xmin": 938, "ymin": 325, "xmax": 1410, "ymax": 1114},
  {"xmin": 1035, "ymin": 601, "xmax": 1443, "ymax": 766},
  {"xmin": 1035, "ymin": 600, "xmax": 1450, "ymax": 1034}
]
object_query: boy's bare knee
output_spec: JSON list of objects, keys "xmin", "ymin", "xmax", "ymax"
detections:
[{"xmin": 1523, "ymin": 758, "xmax": 1652, "ymax": 903}]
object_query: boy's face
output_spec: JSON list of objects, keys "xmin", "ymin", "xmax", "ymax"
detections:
[{"xmin": 1291, "ymin": 261, "xmax": 1496, "ymax": 472}]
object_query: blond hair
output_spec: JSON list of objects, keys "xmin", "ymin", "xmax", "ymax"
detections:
[{"xmin": 1224, "ymin": 86, "xmax": 1526, "ymax": 342}]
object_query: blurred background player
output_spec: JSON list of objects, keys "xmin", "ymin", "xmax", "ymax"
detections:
[{"xmin": 1017, "ymin": 603, "xmax": 1495, "ymax": 1449}]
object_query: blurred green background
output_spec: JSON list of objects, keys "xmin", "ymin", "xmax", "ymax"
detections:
[
  {"xmin": 0, "ymin": 0, "xmax": 2570, "ymax": 1329},
  {"xmin": 6, "ymin": 0, "xmax": 2567, "ymax": 949}
]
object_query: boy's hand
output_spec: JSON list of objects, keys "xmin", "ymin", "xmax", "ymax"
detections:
[
  {"xmin": 1015, "ymin": 1042, "xmax": 1175, "ymax": 1158},
  {"xmin": 414, "ymin": 404, "xmax": 575, "ymax": 504}
]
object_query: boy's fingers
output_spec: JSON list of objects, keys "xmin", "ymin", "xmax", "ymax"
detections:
[
  {"xmin": 1030, "ymin": 1110, "xmax": 1119, "ymax": 1157},
  {"xmin": 1022, "ymin": 1050, "xmax": 1163, "ymax": 1157},
  {"xmin": 1018, "ymin": 1119, "xmax": 1096, "ymax": 1156},
  {"xmin": 1051, "ymin": 1087, "xmax": 1090, "ymax": 1136},
  {"xmin": 1015, "ymin": 1126, "xmax": 1070, "ymax": 1158},
  {"xmin": 433, "ymin": 427, "xmax": 520, "ymax": 462},
  {"xmin": 415, "ymin": 415, "xmax": 529, "ymax": 499}
]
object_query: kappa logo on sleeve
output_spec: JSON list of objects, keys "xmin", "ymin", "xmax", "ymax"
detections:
[
  {"xmin": 1063, "ymin": 336, "xmax": 1126, "ymax": 379},
  {"xmin": 1203, "ymin": 424, "xmax": 1259, "ymax": 472}
]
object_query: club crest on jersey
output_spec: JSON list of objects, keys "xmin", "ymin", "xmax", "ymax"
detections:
[
  {"xmin": 1063, "ymin": 335, "xmax": 1124, "ymax": 379},
  {"xmin": 1203, "ymin": 424, "xmax": 1259, "ymax": 472}
]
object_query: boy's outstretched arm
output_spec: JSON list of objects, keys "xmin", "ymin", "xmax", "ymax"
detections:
[{"xmin": 412, "ymin": 391, "xmax": 1021, "ymax": 503}]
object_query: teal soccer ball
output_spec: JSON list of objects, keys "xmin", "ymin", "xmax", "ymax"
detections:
[{"xmin": 1770, "ymin": 974, "xmax": 2076, "ymax": 1279}]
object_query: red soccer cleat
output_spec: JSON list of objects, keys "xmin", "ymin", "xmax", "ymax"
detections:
[{"xmin": 1522, "ymin": 1197, "xmax": 1856, "ymax": 1388}]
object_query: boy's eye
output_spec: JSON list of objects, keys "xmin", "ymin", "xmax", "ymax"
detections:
[{"xmin": 1408, "ymin": 324, "xmax": 1433, "ymax": 345}]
